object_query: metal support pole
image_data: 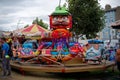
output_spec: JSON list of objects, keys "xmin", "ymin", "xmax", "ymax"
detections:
[{"xmin": 59, "ymin": 0, "xmax": 61, "ymax": 7}]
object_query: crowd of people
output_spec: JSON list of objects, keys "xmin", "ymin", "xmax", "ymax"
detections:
[{"xmin": 0, "ymin": 33, "xmax": 27, "ymax": 77}]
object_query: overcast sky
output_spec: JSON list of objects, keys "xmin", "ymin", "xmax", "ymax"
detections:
[{"xmin": 0, "ymin": 0, "xmax": 120, "ymax": 31}]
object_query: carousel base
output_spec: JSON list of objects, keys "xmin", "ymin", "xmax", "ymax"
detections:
[{"xmin": 10, "ymin": 60, "xmax": 115, "ymax": 73}]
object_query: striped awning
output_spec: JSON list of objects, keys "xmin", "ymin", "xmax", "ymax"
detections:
[{"xmin": 22, "ymin": 24, "xmax": 49, "ymax": 36}]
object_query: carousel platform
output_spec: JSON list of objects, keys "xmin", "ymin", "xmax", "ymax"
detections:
[{"xmin": 10, "ymin": 60, "xmax": 115, "ymax": 73}]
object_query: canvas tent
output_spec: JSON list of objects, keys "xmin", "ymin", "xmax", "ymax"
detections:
[{"xmin": 22, "ymin": 24, "xmax": 49, "ymax": 37}]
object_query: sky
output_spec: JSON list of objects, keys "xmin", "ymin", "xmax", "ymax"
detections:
[{"xmin": 0, "ymin": 0, "xmax": 120, "ymax": 31}]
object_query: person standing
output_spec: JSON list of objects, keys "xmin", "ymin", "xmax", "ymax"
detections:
[
  {"xmin": 1, "ymin": 37, "xmax": 11, "ymax": 76},
  {"xmin": 116, "ymin": 49, "xmax": 120, "ymax": 77},
  {"xmin": 0, "ymin": 43, "xmax": 2, "ymax": 59},
  {"xmin": 12, "ymin": 37, "xmax": 20, "ymax": 59},
  {"xmin": 20, "ymin": 35, "xmax": 26, "ymax": 44}
]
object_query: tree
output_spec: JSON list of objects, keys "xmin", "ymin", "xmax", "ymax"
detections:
[
  {"xmin": 67, "ymin": 0, "xmax": 105, "ymax": 39},
  {"xmin": 32, "ymin": 17, "xmax": 48, "ymax": 29}
]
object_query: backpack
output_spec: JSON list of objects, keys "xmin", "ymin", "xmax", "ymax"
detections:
[
  {"xmin": 8, "ymin": 48, "xmax": 13, "ymax": 57},
  {"xmin": 7, "ymin": 39, "xmax": 13, "ymax": 57}
]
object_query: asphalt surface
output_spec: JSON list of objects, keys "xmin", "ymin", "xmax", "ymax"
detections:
[{"xmin": 0, "ymin": 68, "xmax": 120, "ymax": 80}]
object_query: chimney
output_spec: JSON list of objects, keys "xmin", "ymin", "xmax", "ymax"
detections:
[{"xmin": 105, "ymin": 4, "xmax": 111, "ymax": 11}]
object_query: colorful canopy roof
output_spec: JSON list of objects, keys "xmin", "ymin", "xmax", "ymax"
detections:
[{"xmin": 22, "ymin": 24, "xmax": 49, "ymax": 37}]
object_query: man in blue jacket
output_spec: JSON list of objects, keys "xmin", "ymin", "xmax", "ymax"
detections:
[{"xmin": 1, "ymin": 37, "xmax": 11, "ymax": 76}]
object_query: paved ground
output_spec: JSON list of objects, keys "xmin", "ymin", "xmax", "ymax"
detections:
[{"xmin": 0, "ymin": 68, "xmax": 120, "ymax": 80}]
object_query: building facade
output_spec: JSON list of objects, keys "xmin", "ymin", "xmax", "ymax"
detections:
[{"xmin": 102, "ymin": 5, "xmax": 120, "ymax": 41}]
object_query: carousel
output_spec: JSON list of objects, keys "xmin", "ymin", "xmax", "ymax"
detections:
[{"xmin": 10, "ymin": 4, "xmax": 115, "ymax": 73}]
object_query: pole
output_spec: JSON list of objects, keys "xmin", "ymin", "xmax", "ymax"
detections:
[{"xmin": 59, "ymin": 0, "xmax": 61, "ymax": 7}]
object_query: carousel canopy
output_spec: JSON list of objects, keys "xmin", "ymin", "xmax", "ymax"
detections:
[
  {"xmin": 22, "ymin": 24, "xmax": 49, "ymax": 37},
  {"xmin": 111, "ymin": 20, "xmax": 120, "ymax": 29}
]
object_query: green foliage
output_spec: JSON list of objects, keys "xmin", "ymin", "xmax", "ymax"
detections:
[
  {"xmin": 68, "ymin": 0, "xmax": 105, "ymax": 39},
  {"xmin": 32, "ymin": 17, "xmax": 48, "ymax": 29}
]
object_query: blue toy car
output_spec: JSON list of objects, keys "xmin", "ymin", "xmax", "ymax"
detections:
[
  {"xmin": 85, "ymin": 40, "xmax": 105, "ymax": 63},
  {"xmin": 22, "ymin": 40, "xmax": 38, "ymax": 53}
]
